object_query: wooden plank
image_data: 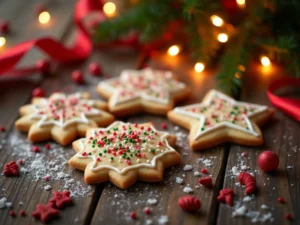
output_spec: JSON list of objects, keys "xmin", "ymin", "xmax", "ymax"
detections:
[
  {"xmin": 217, "ymin": 63, "xmax": 298, "ymax": 224},
  {"xmin": 91, "ymin": 53, "xmax": 228, "ymax": 225}
]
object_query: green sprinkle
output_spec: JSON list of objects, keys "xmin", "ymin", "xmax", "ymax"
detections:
[
  {"xmin": 113, "ymin": 127, "xmax": 118, "ymax": 131},
  {"xmin": 127, "ymin": 157, "xmax": 130, "ymax": 160},
  {"xmin": 151, "ymin": 149, "xmax": 155, "ymax": 153},
  {"xmin": 201, "ymin": 127, "xmax": 205, "ymax": 131},
  {"xmin": 99, "ymin": 153, "xmax": 102, "ymax": 156},
  {"xmin": 110, "ymin": 157, "xmax": 114, "ymax": 160},
  {"xmin": 143, "ymin": 140, "xmax": 146, "ymax": 143},
  {"xmin": 88, "ymin": 152, "xmax": 92, "ymax": 155},
  {"xmin": 103, "ymin": 149, "xmax": 107, "ymax": 153}
]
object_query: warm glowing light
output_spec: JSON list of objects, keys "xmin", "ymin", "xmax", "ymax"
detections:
[
  {"xmin": 211, "ymin": 15, "xmax": 224, "ymax": 27},
  {"xmin": 168, "ymin": 45, "xmax": 180, "ymax": 56},
  {"xmin": 194, "ymin": 62, "xmax": 205, "ymax": 73},
  {"xmin": 237, "ymin": 0, "xmax": 245, "ymax": 6},
  {"xmin": 217, "ymin": 33, "xmax": 228, "ymax": 43},
  {"xmin": 238, "ymin": 65, "xmax": 246, "ymax": 72},
  {"xmin": 103, "ymin": 2, "xmax": 116, "ymax": 15},
  {"xmin": 261, "ymin": 56, "xmax": 271, "ymax": 67},
  {"xmin": 0, "ymin": 37, "xmax": 6, "ymax": 47},
  {"xmin": 235, "ymin": 72, "xmax": 242, "ymax": 79},
  {"xmin": 39, "ymin": 11, "xmax": 51, "ymax": 24}
]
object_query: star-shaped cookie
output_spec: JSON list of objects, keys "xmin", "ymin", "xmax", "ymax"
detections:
[
  {"xmin": 68, "ymin": 121, "xmax": 181, "ymax": 189},
  {"xmin": 168, "ymin": 90, "xmax": 274, "ymax": 150},
  {"xmin": 15, "ymin": 92, "xmax": 115, "ymax": 145},
  {"xmin": 97, "ymin": 68, "xmax": 190, "ymax": 116}
]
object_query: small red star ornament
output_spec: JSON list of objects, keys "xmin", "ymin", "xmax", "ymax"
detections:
[
  {"xmin": 49, "ymin": 191, "xmax": 73, "ymax": 209},
  {"xmin": 32, "ymin": 203, "xmax": 59, "ymax": 223}
]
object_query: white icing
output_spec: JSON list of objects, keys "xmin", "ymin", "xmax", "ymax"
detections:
[
  {"xmin": 75, "ymin": 121, "xmax": 178, "ymax": 174},
  {"xmin": 30, "ymin": 93, "xmax": 101, "ymax": 128},
  {"xmin": 98, "ymin": 68, "xmax": 186, "ymax": 107},
  {"xmin": 173, "ymin": 90, "xmax": 268, "ymax": 140}
]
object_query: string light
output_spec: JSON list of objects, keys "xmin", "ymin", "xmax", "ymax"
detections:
[
  {"xmin": 217, "ymin": 33, "xmax": 228, "ymax": 43},
  {"xmin": 210, "ymin": 15, "xmax": 224, "ymax": 27},
  {"xmin": 168, "ymin": 45, "xmax": 180, "ymax": 56},
  {"xmin": 194, "ymin": 62, "xmax": 205, "ymax": 73},
  {"xmin": 0, "ymin": 37, "xmax": 6, "ymax": 47},
  {"xmin": 261, "ymin": 56, "xmax": 271, "ymax": 67},
  {"xmin": 236, "ymin": 0, "xmax": 246, "ymax": 8},
  {"xmin": 103, "ymin": 2, "xmax": 116, "ymax": 16},
  {"xmin": 38, "ymin": 11, "xmax": 51, "ymax": 24}
]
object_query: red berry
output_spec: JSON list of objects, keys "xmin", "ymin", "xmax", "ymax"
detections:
[
  {"xmin": 9, "ymin": 210, "xmax": 16, "ymax": 217},
  {"xmin": 277, "ymin": 197, "xmax": 285, "ymax": 204},
  {"xmin": 258, "ymin": 151, "xmax": 279, "ymax": 172},
  {"xmin": 20, "ymin": 210, "xmax": 26, "ymax": 216},
  {"xmin": 201, "ymin": 168, "xmax": 208, "ymax": 174},
  {"xmin": 88, "ymin": 62, "xmax": 101, "ymax": 76},
  {"xmin": 198, "ymin": 177, "xmax": 213, "ymax": 188},
  {"xmin": 178, "ymin": 196, "xmax": 201, "ymax": 211},
  {"xmin": 161, "ymin": 123, "xmax": 168, "ymax": 130},
  {"xmin": 0, "ymin": 20, "xmax": 9, "ymax": 34},
  {"xmin": 0, "ymin": 125, "xmax": 5, "ymax": 132},
  {"xmin": 72, "ymin": 70, "xmax": 84, "ymax": 84},
  {"xmin": 241, "ymin": 152, "xmax": 248, "ymax": 157},
  {"xmin": 36, "ymin": 60, "xmax": 50, "ymax": 73},
  {"xmin": 45, "ymin": 143, "xmax": 51, "ymax": 150},
  {"xmin": 130, "ymin": 212, "xmax": 137, "ymax": 219},
  {"xmin": 144, "ymin": 207, "xmax": 151, "ymax": 214},
  {"xmin": 285, "ymin": 213, "xmax": 292, "ymax": 220},
  {"xmin": 32, "ymin": 146, "xmax": 40, "ymax": 153},
  {"xmin": 32, "ymin": 87, "xmax": 45, "ymax": 97}
]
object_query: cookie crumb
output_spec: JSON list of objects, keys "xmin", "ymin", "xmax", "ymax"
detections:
[
  {"xmin": 183, "ymin": 187, "xmax": 193, "ymax": 193},
  {"xmin": 183, "ymin": 165, "xmax": 193, "ymax": 171},
  {"xmin": 175, "ymin": 177, "xmax": 184, "ymax": 184},
  {"xmin": 147, "ymin": 198, "xmax": 158, "ymax": 205}
]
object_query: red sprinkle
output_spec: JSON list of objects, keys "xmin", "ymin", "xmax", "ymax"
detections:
[
  {"xmin": 45, "ymin": 143, "xmax": 51, "ymax": 150},
  {"xmin": 285, "ymin": 213, "xmax": 292, "ymax": 220},
  {"xmin": 0, "ymin": 20, "xmax": 9, "ymax": 34},
  {"xmin": 217, "ymin": 188, "xmax": 234, "ymax": 206},
  {"xmin": 201, "ymin": 168, "xmax": 208, "ymax": 174},
  {"xmin": 88, "ymin": 62, "xmax": 102, "ymax": 76},
  {"xmin": 144, "ymin": 207, "xmax": 151, "ymax": 215},
  {"xmin": 0, "ymin": 125, "xmax": 5, "ymax": 132},
  {"xmin": 71, "ymin": 70, "xmax": 84, "ymax": 84},
  {"xmin": 277, "ymin": 197, "xmax": 285, "ymax": 204},
  {"xmin": 20, "ymin": 210, "xmax": 26, "ymax": 216},
  {"xmin": 9, "ymin": 210, "xmax": 16, "ymax": 217},
  {"xmin": 130, "ymin": 212, "xmax": 137, "ymax": 219},
  {"xmin": 241, "ymin": 152, "xmax": 248, "ymax": 157},
  {"xmin": 161, "ymin": 123, "xmax": 168, "ymax": 130},
  {"xmin": 3, "ymin": 161, "xmax": 19, "ymax": 177},
  {"xmin": 238, "ymin": 172, "xmax": 257, "ymax": 195},
  {"xmin": 198, "ymin": 177, "xmax": 213, "ymax": 188},
  {"xmin": 178, "ymin": 196, "xmax": 201, "ymax": 211},
  {"xmin": 32, "ymin": 87, "xmax": 45, "ymax": 97},
  {"xmin": 45, "ymin": 176, "xmax": 50, "ymax": 181},
  {"xmin": 17, "ymin": 159, "xmax": 24, "ymax": 165},
  {"xmin": 32, "ymin": 146, "xmax": 40, "ymax": 153}
]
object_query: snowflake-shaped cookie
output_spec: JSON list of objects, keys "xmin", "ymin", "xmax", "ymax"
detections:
[
  {"xmin": 15, "ymin": 92, "xmax": 115, "ymax": 145},
  {"xmin": 68, "ymin": 121, "xmax": 181, "ymax": 189},
  {"xmin": 168, "ymin": 90, "xmax": 274, "ymax": 150},
  {"xmin": 97, "ymin": 68, "xmax": 190, "ymax": 116}
]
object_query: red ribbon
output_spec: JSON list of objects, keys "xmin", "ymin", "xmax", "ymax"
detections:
[
  {"xmin": 267, "ymin": 77, "xmax": 300, "ymax": 121},
  {"xmin": 0, "ymin": 0, "xmax": 140, "ymax": 76}
]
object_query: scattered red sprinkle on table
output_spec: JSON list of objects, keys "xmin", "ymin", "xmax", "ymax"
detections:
[
  {"xmin": 198, "ymin": 177, "xmax": 213, "ymax": 188},
  {"xmin": 130, "ymin": 212, "xmax": 137, "ymax": 219},
  {"xmin": 32, "ymin": 146, "xmax": 40, "ymax": 153},
  {"xmin": 238, "ymin": 172, "xmax": 257, "ymax": 195},
  {"xmin": 201, "ymin": 168, "xmax": 208, "ymax": 174},
  {"xmin": 241, "ymin": 152, "xmax": 248, "ymax": 157},
  {"xmin": 49, "ymin": 191, "xmax": 72, "ymax": 209},
  {"xmin": 178, "ymin": 196, "xmax": 201, "ymax": 211},
  {"xmin": 32, "ymin": 203, "xmax": 59, "ymax": 223},
  {"xmin": 88, "ymin": 62, "xmax": 102, "ymax": 76},
  {"xmin": 45, "ymin": 143, "xmax": 51, "ymax": 150},
  {"xmin": 217, "ymin": 188, "xmax": 234, "ymax": 206},
  {"xmin": 71, "ymin": 70, "xmax": 84, "ymax": 84},
  {"xmin": 285, "ymin": 213, "xmax": 292, "ymax": 220},
  {"xmin": 0, "ymin": 20, "xmax": 9, "ymax": 34},
  {"xmin": 258, "ymin": 151, "xmax": 279, "ymax": 172},
  {"xmin": 36, "ymin": 60, "xmax": 50, "ymax": 73},
  {"xmin": 32, "ymin": 87, "xmax": 45, "ymax": 97},
  {"xmin": 161, "ymin": 123, "xmax": 168, "ymax": 130},
  {"xmin": 17, "ymin": 159, "xmax": 24, "ymax": 165},
  {"xmin": 45, "ymin": 176, "xmax": 51, "ymax": 181},
  {"xmin": 144, "ymin": 207, "xmax": 151, "ymax": 214},
  {"xmin": 20, "ymin": 210, "xmax": 26, "ymax": 216},
  {"xmin": 3, "ymin": 161, "xmax": 19, "ymax": 177},
  {"xmin": 277, "ymin": 197, "xmax": 285, "ymax": 204},
  {"xmin": 0, "ymin": 125, "xmax": 6, "ymax": 132},
  {"xmin": 9, "ymin": 210, "xmax": 16, "ymax": 217}
]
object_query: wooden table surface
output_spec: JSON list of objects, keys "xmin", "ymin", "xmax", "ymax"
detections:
[{"xmin": 0, "ymin": 1, "xmax": 299, "ymax": 225}]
